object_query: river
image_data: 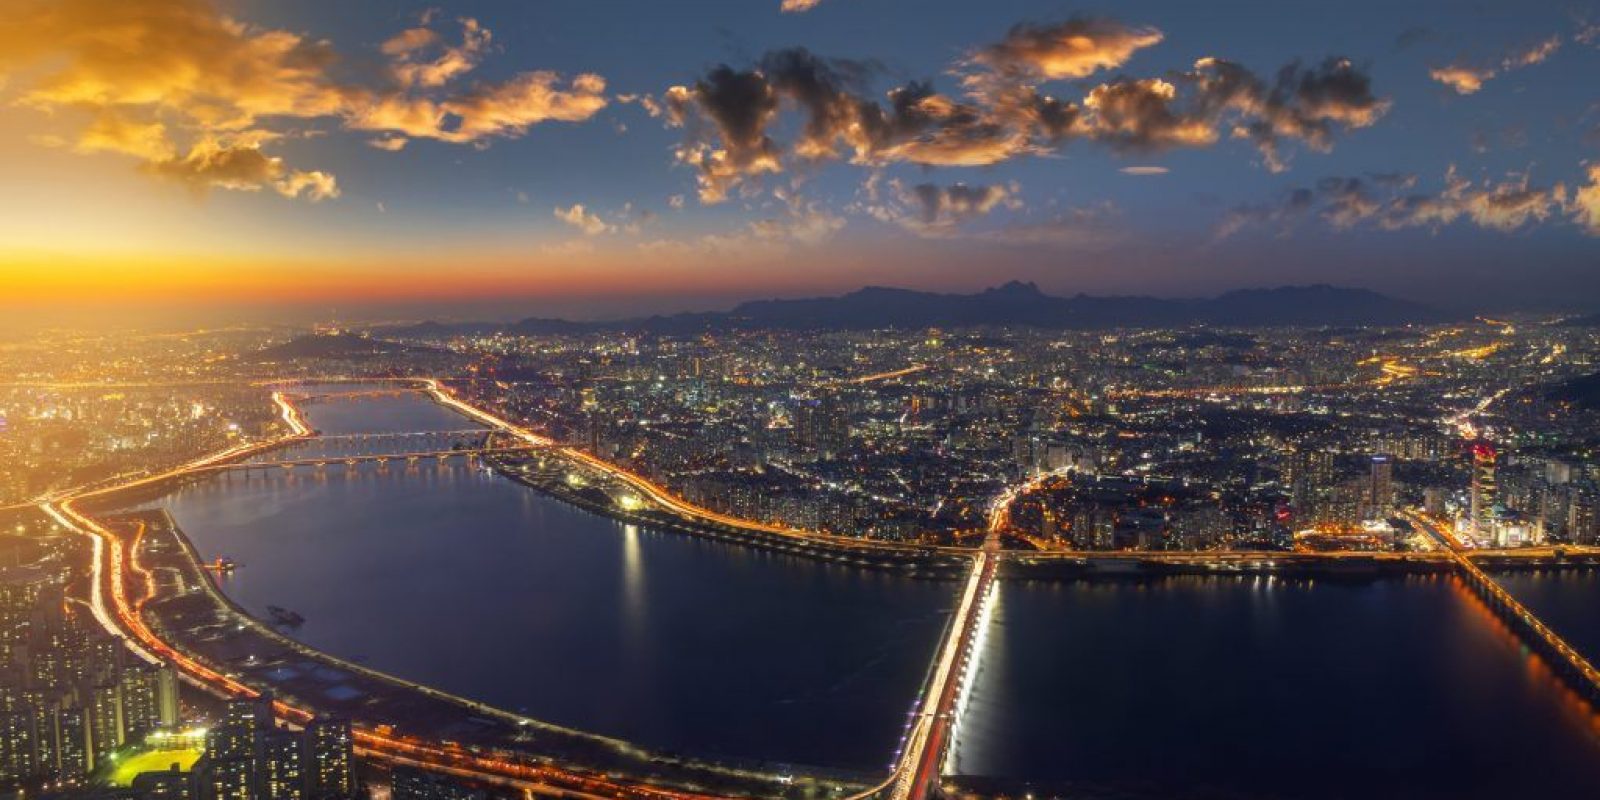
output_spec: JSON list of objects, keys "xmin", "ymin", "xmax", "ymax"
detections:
[{"xmin": 147, "ymin": 390, "xmax": 1600, "ymax": 793}]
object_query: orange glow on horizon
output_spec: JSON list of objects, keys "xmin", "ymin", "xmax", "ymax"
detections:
[{"xmin": 0, "ymin": 248, "xmax": 871, "ymax": 307}]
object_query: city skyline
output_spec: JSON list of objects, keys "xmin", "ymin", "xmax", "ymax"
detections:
[{"xmin": 4, "ymin": 0, "xmax": 1600, "ymax": 324}]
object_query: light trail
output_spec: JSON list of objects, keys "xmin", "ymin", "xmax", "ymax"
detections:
[
  {"xmin": 421, "ymin": 379, "xmax": 953, "ymax": 557},
  {"xmin": 40, "ymin": 383, "xmax": 776, "ymax": 800},
  {"xmin": 822, "ymin": 363, "xmax": 930, "ymax": 387}
]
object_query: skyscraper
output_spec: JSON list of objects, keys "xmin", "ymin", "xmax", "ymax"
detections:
[
  {"xmin": 261, "ymin": 728, "xmax": 307, "ymax": 800},
  {"xmin": 305, "ymin": 717, "xmax": 354, "ymax": 799},
  {"xmin": 1471, "ymin": 442, "xmax": 1498, "ymax": 536},
  {"xmin": 1368, "ymin": 455, "xmax": 1394, "ymax": 520}
]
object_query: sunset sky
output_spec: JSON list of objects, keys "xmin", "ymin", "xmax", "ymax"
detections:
[{"xmin": 4, "ymin": 0, "xmax": 1600, "ymax": 322}]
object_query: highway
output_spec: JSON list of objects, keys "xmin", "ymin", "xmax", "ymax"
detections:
[
  {"xmin": 422, "ymin": 379, "xmax": 957, "ymax": 559},
  {"xmin": 822, "ymin": 363, "xmax": 930, "ymax": 387}
]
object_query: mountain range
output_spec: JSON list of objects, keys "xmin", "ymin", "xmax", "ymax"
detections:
[{"xmin": 386, "ymin": 283, "xmax": 1451, "ymax": 336}]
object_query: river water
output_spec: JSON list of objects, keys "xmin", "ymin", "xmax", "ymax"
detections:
[{"xmin": 149, "ymin": 390, "xmax": 1600, "ymax": 793}]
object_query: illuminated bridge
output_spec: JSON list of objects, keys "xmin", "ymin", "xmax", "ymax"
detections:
[
  {"xmin": 878, "ymin": 545, "xmax": 999, "ymax": 800},
  {"xmin": 293, "ymin": 388, "xmax": 423, "ymax": 402},
  {"xmin": 1406, "ymin": 511, "xmax": 1600, "ymax": 705},
  {"xmin": 307, "ymin": 429, "xmax": 489, "ymax": 442},
  {"xmin": 211, "ymin": 444, "xmax": 566, "ymax": 472}
]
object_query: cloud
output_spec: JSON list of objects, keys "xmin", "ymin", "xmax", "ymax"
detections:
[
  {"xmin": 1077, "ymin": 78, "xmax": 1219, "ymax": 151},
  {"xmin": 665, "ymin": 66, "xmax": 782, "ymax": 202},
  {"xmin": 1430, "ymin": 65, "xmax": 1495, "ymax": 95},
  {"xmin": 749, "ymin": 201, "xmax": 846, "ymax": 245},
  {"xmin": 866, "ymin": 180, "xmax": 1020, "ymax": 235},
  {"xmin": 554, "ymin": 203, "xmax": 612, "ymax": 235},
  {"xmin": 437, "ymin": 72, "xmax": 610, "ymax": 142},
  {"xmin": 1429, "ymin": 34, "xmax": 1563, "ymax": 95},
  {"xmin": 1218, "ymin": 166, "xmax": 1578, "ymax": 237},
  {"xmin": 2, "ymin": 0, "xmax": 607, "ymax": 201},
  {"xmin": 1189, "ymin": 57, "xmax": 1389, "ymax": 171},
  {"xmin": 1119, "ymin": 165, "xmax": 1169, "ymax": 175},
  {"xmin": 73, "ymin": 110, "xmax": 177, "ymax": 162},
  {"xmin": 664, "ymin": 43, "xmax": 1386, "ymax": 203},
  {"xmin": 367, "ymin": 135, "xmax": 409, "ymax": 151},
  {"xmin": 780, "ymin": 0, "xmax": 825, "ymax": 12},
  {"xmin": 385, "ymin": 17, "xmax": 492, "ymax": 89},
  {"xmin": 968, "ymin": 17, "xmax": 1164, "ymax": 83},
  {"xmin": 145, "ymin": 135, "xmax": 339, "ymax": 200},
  {"xmin": 1572, "ymin": 165, "xmax": 1600, "ymax": 235}
]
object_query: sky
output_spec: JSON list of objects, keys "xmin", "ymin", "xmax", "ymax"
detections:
[{"xmin": 2, "ymin": 0, "xmax": 1599, "ymax": 324}]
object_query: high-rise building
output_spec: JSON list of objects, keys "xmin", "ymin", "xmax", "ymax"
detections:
[
  {"xmin": 121, "ymin": 662, "xmax": 180, "ymax": 738},
  {"xmin": 196, "ymin": 754, "xmax": 258, "ymax": 800},
  {"xmin": 1368, "ymin": 455, "xmax": 1394, "ymax": 520},
  {"xmin": 55, "ymin": 705, "xmax": 91, "ymax": 780},
  {"xmin": 0, "ymin": 710, "xmax": 35, "ymax": 784},
  {"xmin": 391, "ymin": 765, "xmax": 485, "ymax": 800},
  {"xmin": 132, "ymin": 767, "xmax": 199, "ymax": 799},
  {"xmin": 1285, "ymin": 446, "xmax": 1334, "ymax": 521},
  {"xmin": 88, "ymin": 680, "xmax": 126, "ymax": 761},
  {"xmin": 1471, "ymin": 442, "xmax": 1498, "ymax": 536},
  {"xmin": 261, "ymin": 728, "xmax": 307, "ymax": 800},
  {"xmin": 305, "ymin": 717, "xmax": 354, "ymax": 799}
]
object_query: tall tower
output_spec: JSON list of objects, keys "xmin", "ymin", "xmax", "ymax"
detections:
[
  {"xmin": 1471, "ymin": 442, "xmax": 1497, "ymax": 536},
  {"xmin": 1368, "ymin": 455, "xmax": 1393, "ymax": 519}
]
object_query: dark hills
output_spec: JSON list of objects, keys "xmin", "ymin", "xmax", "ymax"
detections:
[
  {"xmin": 386, "ymin": 283, "xmax": 1450, "ymax": 337},
  {"xmin": 1545, "ymin": 372, "xmax": 1600, "ymax": 410}
]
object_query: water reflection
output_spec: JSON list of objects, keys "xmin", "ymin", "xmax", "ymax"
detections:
[{"xmin": 952, "ymin": 574, "xmax": 1600, "ymax": 798}]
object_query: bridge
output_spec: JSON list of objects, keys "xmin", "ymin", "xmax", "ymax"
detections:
[
  {"xmin": 215, "ymin": 444, "xmax": 566, "ymax": 472},
  {"xmin": 307, "ymin": 429, "xmax": 489, "ymax": 442},
  {"xmin": 886, "ymin": 549, "xmax": 996, "ymax": 800},
  {"xmin": 1405, "ymin": 511, "xmax": 1600, "ymax": 704},
  {"xmin": 294, "ymin": 388, "xmax": 423, "ymax": 402}
]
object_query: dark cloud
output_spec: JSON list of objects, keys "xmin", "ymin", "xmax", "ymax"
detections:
[
  {"xmin": 662, "ymin": 32, "xmax": 1387, "ymax": 201},
  {"xmin": 1192, "ymin": 57, "xmax": 1390, "ymax": 171},
  {"xmin": 909, "ymin": 182, "xmax": 1015, "ymax": 225}
]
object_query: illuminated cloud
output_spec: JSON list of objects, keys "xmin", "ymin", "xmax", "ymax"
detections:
[
  {"xmin": 554, "ymin": 204, "xmax": 612, "ymax": 236},
  {"xmin": 1218, "ymin": 166, "xmax": 1578, "ymax": 237},
  {"xmin": 1429, "ymin": 65, "xmax": 1495, "ymax": 95},
  {"xmin": 367, "ymin": 135, "xmax": 410, "ymax": 152},
  {"xmin": 384, "ymin": 17, "xmax": 493, "ymax": 89},
  {"xmin": 780, "ymin": 0, "xmax": 825, "ymax": 12},
  {"xmin": 1077, "ymin": 78, "xmax": 1218, "ymax": 151},
  {"xmin": 1429, "ymin": 35, "xmax": 1563, "ymax": 95},
  {"xmin": 1572, "ymin": 166, "xmax": 1600, "ymax": 235},
  {"xmin": 1120, "ymin": 166, "xmax": 1169, "ymax": 175},
  {"xmin": 438, "ymin": 72, "xmax": 610, "ymax": 142},
  {"xmin": 73, "ymin": 111, "xmax": 177, "ymax": 162},
  {"xmin": 968, "ymin": 17, "xmax": 1164, "ymax": 82},
  {"xmin": 146, "ymin": 135, "xmax": 339, "ymax": 201},
  {"xmin": 2, "ymin": 0, "xmax": 607, "ymax": 200}
]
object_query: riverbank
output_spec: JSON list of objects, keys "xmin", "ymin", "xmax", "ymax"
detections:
[{"xmin": 123, "ymin": 507, "xmax": 867, "ymax": 798}]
